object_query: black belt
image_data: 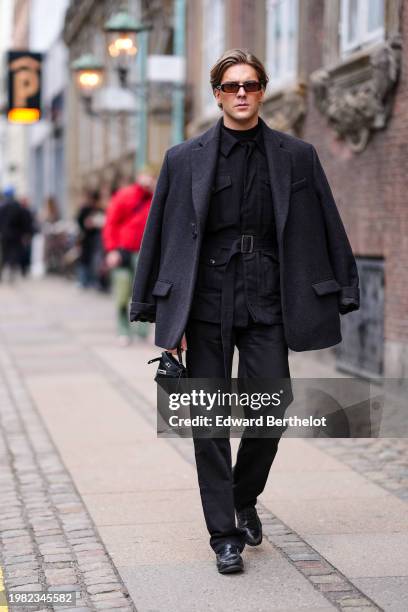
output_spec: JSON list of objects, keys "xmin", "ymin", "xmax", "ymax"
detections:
[{"xmin": 203, "ymin": 234, "xmax": 276, "ymax": 379}]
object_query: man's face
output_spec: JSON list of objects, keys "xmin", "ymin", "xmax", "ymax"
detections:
[{"xmin": 214, "ymin": 63, "xmax": 265, "ymax": 126}]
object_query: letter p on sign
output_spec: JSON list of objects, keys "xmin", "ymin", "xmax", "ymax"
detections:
[{"xmin": 7, "ymin": 51, "xmax": 42, "ymax": 123}]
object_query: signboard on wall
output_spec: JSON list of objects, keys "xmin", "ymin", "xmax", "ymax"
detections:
[
  {"xmin": 147, "ymin": 55, "xmax": 186, "ymax": 83},
  {"xmin": 7, "ymin": 50, "xmax": 42, "ymax": 123}
]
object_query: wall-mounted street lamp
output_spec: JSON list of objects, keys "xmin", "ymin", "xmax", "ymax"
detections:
[
  {"xmin": 70, "ymin": 5, "xmax": 185, "ymax": 173},
  {"xmin": 103, "ymin": 10, "xmax": 152, "ymax": 170},
  {"xmin": 104, "ymin": 10, "xmax": 152, "ymax": 90},
  {"xmin": 71, "ymin": 53, "xmax": 104, "ymax": 115}
]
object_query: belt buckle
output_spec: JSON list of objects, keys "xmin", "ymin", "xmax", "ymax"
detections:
[{"xmin": 241, "ymin": 234, "xmax": 254, "ymax": 253}]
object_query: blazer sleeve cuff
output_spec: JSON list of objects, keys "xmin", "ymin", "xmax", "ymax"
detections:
[
  {"xmin": 338, "ymin": 286, "xmax": 360, "ymax": 315},
  {"xmin": 129, "ymin": 301, "xmax": 156, "ymax": 323}
]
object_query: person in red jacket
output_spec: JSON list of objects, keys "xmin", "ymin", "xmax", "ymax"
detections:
[{"xmin": 103, "ymin": 166, "xmax": 157, "ymax": 345}]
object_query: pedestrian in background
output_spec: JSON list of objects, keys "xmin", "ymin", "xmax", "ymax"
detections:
[
  {"xmin": 76, "ymin": 189, "xmax": 105, "ymax": 289},
  {"xmin": 103, "ymin": 166, "xmax": 157, "ymax": 346},
  {"xmin": 41, "ymin": 196, "xmax": 60, "ymax": 225},
  {"xmin": 0, "ymin": 186, "xmax": 27, "ymax": 283},
  {"xmin": 19, "ymin": 196, "xmax": 37, "ymax": 277},
  {"xmin": 37, "ymin": 196, "xmax": 62, "ymax": 275}
]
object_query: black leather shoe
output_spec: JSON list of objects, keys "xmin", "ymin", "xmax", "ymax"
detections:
[
  {"xmin": 216, "ymin": 543, "xmax": 244, "ymax": 574},
  {"xmin": 236, "ymin": 506, "xmax": 262, "ymax": 546}
]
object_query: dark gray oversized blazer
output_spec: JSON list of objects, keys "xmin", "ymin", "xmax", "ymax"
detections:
[{"xmin": 130, "ymin": 116, "xmax": 360, "ymax": 351}]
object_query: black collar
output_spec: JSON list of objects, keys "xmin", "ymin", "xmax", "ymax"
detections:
[{"xmin": 220, "ymin": 120, "xmax": 265, "ymax": 157}]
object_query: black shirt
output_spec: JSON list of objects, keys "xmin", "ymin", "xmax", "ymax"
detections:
[{"xmin": 190, "ymin": 118, "xmax": 283, "ymax": 327}]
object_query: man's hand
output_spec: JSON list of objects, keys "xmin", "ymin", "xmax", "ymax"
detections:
[
  {"xmin": 105, "ymin": 250, "xmax": 122, "ymax": 269},
  {"xmin": 165, "ymin": 332, "xmax": 187, "ymax": 355}
]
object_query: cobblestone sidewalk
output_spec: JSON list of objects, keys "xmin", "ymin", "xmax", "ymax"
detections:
[
  {"xmin": 314, "ymin": 438, "xmax": 408, "ymax": 502},
  {"xmin": 0, "ymin": 348, "xmax": 136, "ymax": 612}
]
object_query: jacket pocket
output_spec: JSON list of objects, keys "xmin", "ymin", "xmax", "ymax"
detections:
[
  {"xmin": 212, "ymin": 174, "xmax": 232, "ymax": 194},
  {"xmin": 208, "ymin": 175, "xmax": 234, "ymax": 228},
  {"xmin": 152, "ymin": 279, "xmax": 173, "ymax": 297},
  {"xmin": 312, "ymin": 278, "xmax": 341, "ymax": 296},
  {"xmin": 199, "ymin": 247, "xmax": 230, "ymax": 267},
  {"xmin": 260, "ymin": 251, "xmax": 280, "ymax": 297},
  {"xmin": 196, "ymin": 247, "xmax": 230, "ymax": 293},
  {"xmin": 291, "ymin": 177, "xmax": 308, "ymax": 193}
]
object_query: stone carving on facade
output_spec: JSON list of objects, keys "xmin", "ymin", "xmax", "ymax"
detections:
[
  {"xmin": 311, "ymin": 36, "xmax": 402, "ymax": 152},
  {"xmin": 262, "ymin": 82, "xmax": 307, "ymax": 136}
]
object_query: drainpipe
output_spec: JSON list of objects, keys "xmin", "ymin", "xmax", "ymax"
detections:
[{"xmin": 171, "ymin": 0, "xmax": 186, "ymax": 145}]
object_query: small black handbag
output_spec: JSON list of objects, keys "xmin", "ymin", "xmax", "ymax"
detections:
[
  {"xmin": 149, "ymin": 347, "xmax": 189, "ymax": 437},
  {"xmin": 147, "ymin": 346, "xmax": 187, "ymax": 382}
]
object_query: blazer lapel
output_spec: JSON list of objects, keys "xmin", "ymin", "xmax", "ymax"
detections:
[
  {"xmin": 260, "ymin": 117, "xmax": 292, "ymax": 245},
  {"xmin": 191, "ymin": 117, "xmax": 222, "ymax": 229}
]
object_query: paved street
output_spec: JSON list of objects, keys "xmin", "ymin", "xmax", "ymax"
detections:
[{"xmin": 0, "ymin": 277, "xmax": 407, "ymax": 612}]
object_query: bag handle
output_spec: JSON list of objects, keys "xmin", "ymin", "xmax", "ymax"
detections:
[
  {"xmin": 177, "ymin": 344, "xmax": 184, "ymax": 366},
  {"xmin": 148, "ymin": 346, "xmax": 184, "ymax": 366}
]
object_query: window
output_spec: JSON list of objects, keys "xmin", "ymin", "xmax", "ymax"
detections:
[
  {"xmin": 340, "ymin": 0, "xmax": 384, "ymax": 56},
  {"xmin": 266, "ymin": 0, "xmax": 299, "ymax": 90},
  {"xmin": 201, "ymin": 0, "xmax": 225, "ymax": 116}
]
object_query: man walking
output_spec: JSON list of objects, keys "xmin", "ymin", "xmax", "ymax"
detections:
[{"xmin": 130, "ymin": 49, "xmax": 360, "ymax": 573}]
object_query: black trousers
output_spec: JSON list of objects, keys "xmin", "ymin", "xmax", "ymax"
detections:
[{"xmin": 185, "ymin": 316, "xmax": 290, "ymax": 553}]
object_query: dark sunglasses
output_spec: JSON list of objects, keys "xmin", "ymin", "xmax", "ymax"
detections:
[{"xmin": 215, "ymin": 80, "xmax": 263, "ymax": 94}]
